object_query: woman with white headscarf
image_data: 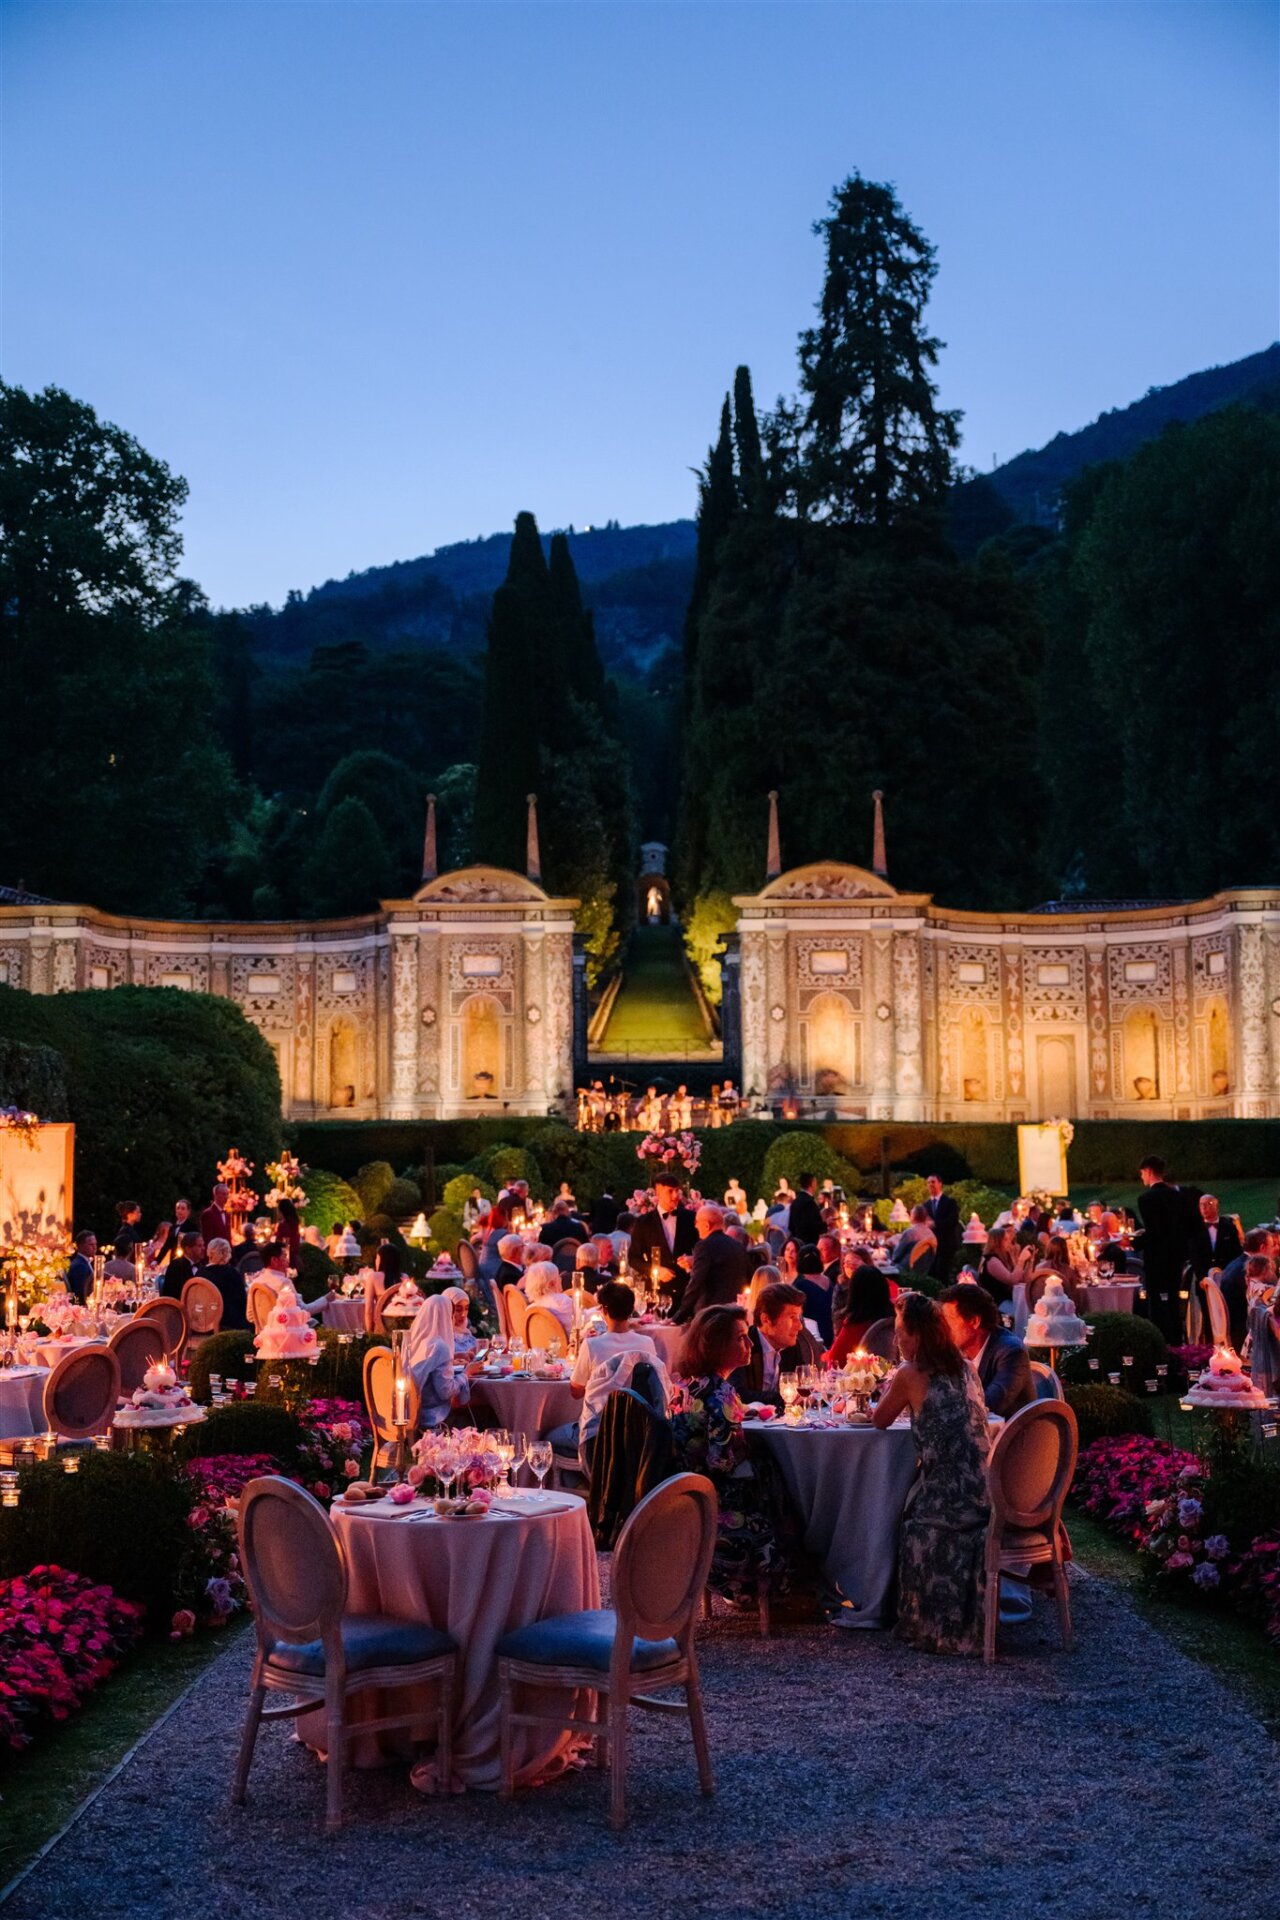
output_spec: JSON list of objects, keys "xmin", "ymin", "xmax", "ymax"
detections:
[
  {"xmin": 404, "ymin": 1292, "xmax": 479, "ymax": 1429},
  {"xmin": 441, "ymin": 1284, "xmax": 478, "ymax": 1359}
]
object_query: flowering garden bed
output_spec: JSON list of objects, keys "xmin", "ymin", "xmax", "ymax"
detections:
[
  {"xmin": 0, "ymin": 1566, "xmax": 143, "ymax": 1752},
  {"xmin": 1072, "ymin": 1430, "xmax": 1280, "ymax": 1647}
]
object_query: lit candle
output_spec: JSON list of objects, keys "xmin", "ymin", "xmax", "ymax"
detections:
[
  {"xmin": 5, "ymin": 1283, "xmax": 16, "ymax": 1332},
  {"xmin": 393, "ymin": 1368, "xmax": 409, "ymax": 1428}
]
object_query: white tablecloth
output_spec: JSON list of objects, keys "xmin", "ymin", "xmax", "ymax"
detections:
[
  {"xmin": 759, "ymin": 1421, "xmax": 919, "ymax": 1625},
  {"xmin": 0, "ymin": 1368, "xmax": 49, "ymax": 1441},
  {"xmin": 1081, "ymin": 1282, "xmax": 1142, "ymax": 1315},
  {"xmin": 312, "ymin": 1493, "xmax": 600, "ymax": 1789},
  {"xmin": 320, "ymin": 1297, "xmax": 366, "ymax": 1335},
  {"xmin": 470, "ymin": 1375, "xmax": 578, "ymax": 1438},
  {"xmin": 634, "ymin": 1321, "xmax": 683, "ymax": 1369}
]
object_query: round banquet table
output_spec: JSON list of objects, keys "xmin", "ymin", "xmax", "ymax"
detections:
[
  {"xmin": 33, "ymin": 1334, "xmax": 108, "ymax": 1369},
  {"xmin": 470, "ymin": 1374, "xmax": 578, "ymax": 1438},
  {"xmin": 310, "ymin": 1493, "xmax": 600, "ymax": 1789},
  {"xmin": 633, "ymin": 1321, "xmax": 682, "ymax": 1369},
  {"xmin": 320, "ymin": 1297, "xmax": 366, "ymax": 1335},
  {"xmin": 0, "ymin": 1367, "xmax": 49, "ymax": 1441},
  {"xmin": 757, "ymin": 1419, "xmax": 919, "ymax": 1626},
  {"xmin": 1081, "ymin": 1281, "xmax": 1142, "ymax": 1316}
]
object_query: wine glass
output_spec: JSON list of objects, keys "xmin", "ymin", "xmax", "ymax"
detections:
[
  {"xmin": 512, "ymin": 1430, "xmax": 529, "ymax": 1487},
  {"xmin": 528, "ymin": 1440, "xmax": 553, "ymax": 1494}
]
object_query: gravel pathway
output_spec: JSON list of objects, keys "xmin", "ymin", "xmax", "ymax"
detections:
[{"xmin": 7, "ymin": 1568, "xmax": 1277, "ymax": 1920}]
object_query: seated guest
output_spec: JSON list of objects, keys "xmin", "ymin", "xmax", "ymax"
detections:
[
  {"xmin": 891, "ymin": 1205, "xmax": 937, "ymax": 1273},
  {"xmin": 105, "ymin": 1238, "xmax": 138, "ymax": 1282},
  {"xmin": 477, "ymin": 1199, "xmax": 517, "ymax": 1287},
  {"xmin": 325, "ymin": 1220, "xmax": 347, "ymax": 1260},
  {"xmin": 441, "ymin": 1284, "xmax": 477, "ymax": 1359},
  {"xmin": 66, "ymin": 1230, "xmax": 96, "ymax": 1304},
  {"xmin": 404, "ymin": 1294, "xmax": 481, "ymax": 1429},
  {"xmin": 938, "ymin": 1281, "xmax": 1033, "ymax": 1416},
  {"xmin": 1028, "ymin": 1234, "xmax": 1082, "ymax": 1306},
  {"xmin": 162, "ymin": 1232, "xmax": 205, "ymax": 1299},
  {"xmin": 777, "ymin": 1237, "xmax": 801, "ymax": 1284},
  {"xmin": 570, "ymin": 1242, "xmax": 601, "ymax": 1294},
  {"xmin": 202, "ymin": 1237, "xmax": 248, "ymax": 1331},
  {"xmin": 730, "ymin": 1280, "xmax": 822, "ymax": 1407},
  {"xmin": 258, "ymin": 1240, "xmax": 327, "ymax": 1315},
  {"xmin": 545, "ymin": 1196, "xmax": 589, "ymax": 1245},
  {"xmin": 524, "ymin": 1260, "xmax": 575, "ymax": 1335},
  {"xmin": 975, "ymin": 1226, "xmax": 1031, "ymax": 1306},
  {"xmin": 817, "ymin": 1233, "xmax": 842, "ymax": 1284},
  {"xmin": 794, "ymin": 1245, "xmax": 835, "ymax": 1348},
  {"xmin": 873, "ymin": 1292, "xmax": 991, "ymax": 1655},
  {"xmin": 1095, "ymin": 1212, "xmax": 1129, "ymax": 1274},
  {"xmin": 492, "ymin": 1232, "xmax": 527, "ymax": 1299},
  {"xmin": 589, "ymin": 1232, "xmax": 617, "ymax": 1275},
  {"xmin": 674, "ymin": 1204, "xmax": 750, "ymax": 1325},
  {"xmin": 549, "ymin": 1281, "xmax": 664, "ymax": 1456},
  {"xmin": 671, "ymin": 1304, "xmax": 794, "ymax": 1606},
  {"xmin": 744, "ymin": 1263, "xmax": 780, "ymax": 1320},
  {"xmin": 1190, "ymin": 1193, "xmax": 1244, "ymax": 1280},
  {"xmin": 362, "ymin": 1242, "xmax": 402, "ymax": 1330},
  {"xmin": 832, "ymin": 1245, "xmax": 878, "ymax": 1325},
  {"xmin": 825, "ymin": 1264, "xmax": 895, "ymax": 1367},
  {"xmin": 1217, "ymin": 1229, "xmax": 1273, "ymax": 1349}
]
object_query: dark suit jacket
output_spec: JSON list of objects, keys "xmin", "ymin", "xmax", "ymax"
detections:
[
  {"xmin": 674, "ymin": 1229, "xmax": 750, "ymax": 1325},
  {"xmin": 1190, "ymin": 1218, "xmax": 1243, "ymax": 1279},
  {"xmin": 589, "ymin": 1194, "xmax": 620, "ymax": 1235},
  {"xmin": 730, "ymin": 1324, "xmax": 822, "ymax": 1406},
  {"xmin": 976, "ymin": 1330, "xmax": 1034, "ymax": 1417},
  {"xmin": 626, "ymin": 1207, "xmax": 698, "ymax": 1299},
  {"xmin": 203, "ymin": 1261, "xmax": 249, "ymax": 1332},
  {"xmin": 927, "ymin": 1192, "xmax": 961, "ymax": 1277},
  {"xmin": 163, "ymin": 1256, "xmax": 195, "ymax": 1300},
  {"xmin": 1137, "ymin": 1182, "xmax": 1190, "ymax": 1290},
  {"xmin": 787, "ymin": 1190, "xmax": 827, "ymax": 1247},
  {"xmin": 1215, "ymin": 1253, "xmax": 1250, "ymax": 1350},
  {"xmin": 66, "ymin": 1253, "xmax": 94, "ymax": 1304}
]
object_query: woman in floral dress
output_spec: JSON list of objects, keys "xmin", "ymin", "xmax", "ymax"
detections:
[
  {"xmin": 873, "ymin": 1291, "xmax": 992, "ymax": 1655},
  {"xmin": 671, "ymin": 1306, "xmax": 792, "ymax": 1605}
]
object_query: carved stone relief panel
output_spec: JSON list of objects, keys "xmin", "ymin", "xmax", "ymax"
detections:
[
  {"xmin": 1004, "ymin": 950, "xmax": 1023, "ymax": 1098},
  {"xmin": 870, "ymin": 935, "xmax": 894, "ymax": 1093},
  {"xmin": 543, "ymin": 931, "xmax": 574, "ymax": 1099},
  {"xmin": 945, "ymin": 943, "xmax": 1002, "ymax": 1007},
  {"xmin": 86, "ymin": 944, "xmax": 126, "ymax": 990},
  {"xmin": 739, "ymin": 932, "xmax": 767, "ymax": 1097},
  {"xmin": 390, "ymin": 935, "xmax": 419, "ymax": 1103},
  {"xmin": 892, "ymin": 934, "xmax": 922, "ymax": 1096},
  {"xmin": 230, "ymin": 955, "xmax": 296, "ymax": 1029},
  {"xmin": 144, "ymin": 951, "xmax": 212, "ymax": 993},
  {"xmin": 51, "ymin": 941, "xmax": 78, "ymax": 993},
  {"xmin": 0, "ymin": 945, "xmax": 25, "ymax": 990},
  {"xmin": 1086, "ymin": 947, "xmax": 1109, "ymax": 1100},
  {"xmin": 1023, "ymin": 948, "xmax": 1085, "ymax": 1023},
  {"xmin": 1172, "ymin": 944, "xmax": 1192, "ymax": 1095},
  {"xmin": 1107, "ymin": 944, "xmax": 1173, "ymax": 1013}
]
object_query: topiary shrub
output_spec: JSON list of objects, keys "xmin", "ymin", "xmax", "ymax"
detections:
[
  {"xmin": 297, "ymin": 1241, "xmax": 337, "ymax": 1293},
  {"xmin": 473, "ymin": 1144, "xmax": 543, "ymax": 1191},
  {"xmin": 178, "ymin": 1401, "xmax": 303, "ymax": 1461},
  {"xmin": 427, "ymin": 1206, "xmax": 464, "ymax": 1257},
  {"xmin": 1058, "ymin": 1310, "xmax": 1168, "ymax": 1387},
  {"xmin": 1063, "ymin": 1383, "xmax": 1154, "ymax": 1445},
  {"xmin": 299, "ymin": 1168, "xmax": 364, "ymax": 1233},
  {"xmin": 760, "ymin": 1131, "xmax": 860, "ymax": 1201},
  {"xmin": 383, "ymin": 1176, "xmax": 423, "ymax": 1218},
  {"xmin": 313, "ymin": 1330, "xmax": 384, "ymax": 1401},
  {"xmin": 352, "ymin": 1160, "xmax": 396, "ymax": 1215},
  {"xmin": 443, "ymin": 1172, "xmax": 488, "ymax": 1214},
  {"xmin": 188, "ymin": 1330, "xmax": 256, "ymax": 1401},
  {"xmin": 0, "ymin": 1451, "xmax": 194, "ymax": 1623}
]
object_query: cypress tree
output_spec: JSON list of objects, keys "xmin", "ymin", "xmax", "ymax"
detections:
[
  {"xmin": 547, "ymin": 532, "xmax": 605, "ymax": 719},
  {"xmin": 471, "ymin": 512, "xmax": 546, "ymax": 871},
  {"xmin": 732, "ymin": 365, "xmax": 769, "ymax": 514}
]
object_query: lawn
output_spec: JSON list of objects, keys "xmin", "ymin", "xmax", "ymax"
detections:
[
  {"xmin": 0, "ymin": 1621, "xmax": 247, "ymax": 1896},
  {"xmin": 1071, "ymin": 1177, "xmax": 1278, "ymax": 1229},
  {"xmin": 600, "ymin": 926, "xmax": 713, "ymax": 1054}
]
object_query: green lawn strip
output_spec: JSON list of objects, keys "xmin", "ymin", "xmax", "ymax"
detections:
[
  {"xmin": 0, "ymin": 1619, "xmax": 248, "ymax": 1890},
  {"xmin": 602, "ymin": 928, "xmax": 709, "ymax": 1050},
  {"xmin": 1068, "ymin": 1509, "xmax": 1280, "ymax": 1738},
  {"xmin": 1072, "ymin": 1177, "xmax": 1277, "ymax": 1230}
]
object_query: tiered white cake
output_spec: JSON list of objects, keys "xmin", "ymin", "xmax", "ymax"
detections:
[
  {"xmin": 115, "ymin": 1361, "xmax": 203, "ymax": 1429},
  {"xmin": 254, "ymin": 1283, "xmax": 319, "ymax": 1362},
  {"xmin": 1025, "ymin": 1276, "xmax": 1088, "ymax": 1347},
  {"xmin": 1185, "ymin": 1346, "xmax": 1270, "ymax": 1410}
]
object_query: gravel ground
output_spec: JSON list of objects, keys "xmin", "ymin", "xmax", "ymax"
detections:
[{"xmin": 7, "ymin": 1568, "xmax": 1278, "ymax": 1920}]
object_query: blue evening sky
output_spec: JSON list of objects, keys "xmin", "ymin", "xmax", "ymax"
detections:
[{"xmin": 4, "ymin": 1, "xmax": 1276, "ymax": 608}]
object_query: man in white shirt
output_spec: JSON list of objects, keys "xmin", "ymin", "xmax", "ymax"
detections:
[{"xmin": 547, "ymin": 1281, "xmax": 666, "ymax": 1459}]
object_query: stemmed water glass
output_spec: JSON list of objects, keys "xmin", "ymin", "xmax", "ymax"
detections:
[
  {"xmin": 512, "ymin": 1430, "xmax": 529, "ymax": 1487},
  {"xmin": 527, "ymin": 1440, "xmax": 553, "ymax": 1494}
]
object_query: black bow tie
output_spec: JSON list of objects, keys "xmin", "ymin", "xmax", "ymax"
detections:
[{"xmin": 661, "ymin": 1211, "xmax": 676, "ymax": 1220}]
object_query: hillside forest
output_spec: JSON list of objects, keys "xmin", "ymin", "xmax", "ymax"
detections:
[{"xmin": 2, "ymin": 171, "xmax": 1277, "ymax": 1001}]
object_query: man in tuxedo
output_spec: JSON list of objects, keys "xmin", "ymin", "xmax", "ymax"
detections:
[
  {"xmin": 1189, "ymin": 1194, "xmax": 1243, "ymax": 1280},
  {"xmin": 730, "ymin": 1281, "xmax": 822, "ymax": 1405},
  {"xmin": 625, "ymin": 1173, "xmax": 698, "ymax": 1311},
  {"xmin": 786, "ymin": 1173, "xmax": 826, "ymax": 1249},
  {"xmin": 1137, "ymin": 1156, "xmax": 1191, "ymax": 1341},
  {"xmin": 925, "ymin": 1175, "xmax": 961, "ymax": 1284},
  {"xmin": 162, "ymin": 1231, "xmax": 205, "ymax": 1300},
  {"xmin": 545, "ymin": 1197, "xmax": 589, "ymax": 1246},
  {"xmin": 817, "ymin": 1233, "xmax": 842, "ymax": 1284},
  {"xmin": 200, "ymin": 1182, "xmax": 231, "ymax": 1250},
  {"xmin": 66, "ymin": 1230, "xmax": 97, "ymax": 1304},
  {"xmin": 674, "ymin": 1205, "xmax": 751, "ymax": 1325},
  {"xmin": 939, "ymin": 1283, "xmax": 1034, "ymax": 1417}
]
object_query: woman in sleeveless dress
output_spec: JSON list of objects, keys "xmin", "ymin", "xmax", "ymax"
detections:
[{"xmin": 873, "ymin": 1291, "xmax": 991, "ymax": 1655}]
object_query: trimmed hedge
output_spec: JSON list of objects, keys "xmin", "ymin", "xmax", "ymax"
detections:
[
  {"xmin": 352, "ymin": 1160, "xmax": 396, "ymax": 1214},
  {"xmin": 188, "ymin": 1328, "xmax": 384, "ymax": 1405},
  {"xmin": 0, "ymin": 1452, "xmax": 193, "ymax": 1622},
  {"xmin": 0, "ymin": 984, "xmax": 280, "ymax": 1233},
  {"xmin": 1062, "ymin": 1382, "xmax": 1154, "ymax": 1445},
  {"xmin": 178, "ymin": 1401, "xmax": 303, "ymax": 1461},
  {"xmin": 0, "ymin": 1034, "xmax": 70, "ymax": 1120},
  {"xmin": 299, "ymin": 1168, "xmax": 364, "ymax": 1233},
  {"xmin": 1058, "ymin": 1310, "xmax": 1168, "ymax": 1386}
]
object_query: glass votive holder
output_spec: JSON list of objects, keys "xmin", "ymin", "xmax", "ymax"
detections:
[
  {"xmin": 1179, "ymin": 1399, "xmax": 1193, "ymax": 1413},
  {"xmin": 1156, "ymin": 1365, "xmax": 1168, "ymax": 1379},
  {"xmin": 1088, "ymin": 1357, "xmax": 1099, "ymax": 1371},
  {"xmin": 209, "ymin": 1374, "xmax": 222, "ymax": 1393},
  {"xmin": 93, "ymin": 1432, "xmax": 111, "ymax": 1451},
  {"xmin": 1145, "ymin": 1380, "xmax": 1157, "ymax": 1393},
  {"xmin": 1108, "ymin": 1372, "xmax": 1120, "ymax": 1385},
  {"xmin": 63, "ymin": 1453, "xmax": 80, "ymax": 1474},
  {"xmin": 0, "ymin": 1470, "xmax": 19, "ymax": 1507}
]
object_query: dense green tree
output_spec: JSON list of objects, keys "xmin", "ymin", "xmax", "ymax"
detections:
[
  {"xmin": 732, "ymin": 365, "xmax": 769, "ymax": 514},
  {"xmin": 300, "ymin": 795, "xmax": 393, "ymax": 916},
  {"xmin": 316, "ymin": 748, "xmax": 422, "ymax": 888},
  {"xmin": 547, "ymin": 532, "xmax": 605, "ymax": 720},
  {"xmin": 0, "ymin": 384, "xmax": 235, "ymax": 912},
  {"xmin": 431, "ymin": 762, "xmax": 478, "ymax": 872},
  {"xmin": 781, "ymin": 173, "xmax": 961, "ymax": 526}
]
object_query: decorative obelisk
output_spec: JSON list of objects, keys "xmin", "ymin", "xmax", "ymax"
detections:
[
  {"xmin": 421, "ymin": 793, "xmax": 438, "ymax": 883},
  {"xmin": 525, "ymin": 793, "xmax": 542, "ymax": 885},
  {"xmin": 765, "ymin": 789, "xmax": 781, "ymax": 882},
  {"xmin": 871, "ymin": 789, "xmax": 888, "ymax": 879}
]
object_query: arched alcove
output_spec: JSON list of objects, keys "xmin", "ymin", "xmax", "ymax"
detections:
[{"xmin": 461, "ymin": 992, "xmax": 502, "ymax": 1099}]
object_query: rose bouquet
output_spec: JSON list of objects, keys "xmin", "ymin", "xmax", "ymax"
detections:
[{"xmin": 636, "ymin": 1130, "xmax": 701, "ymax": 1180}]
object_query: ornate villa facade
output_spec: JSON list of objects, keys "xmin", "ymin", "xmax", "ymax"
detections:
[
  {"xmin": 0, "ymin": 866, "xmax": 585, "ymax": 1121},
  {"xmin": 719, "ymin": 860, "xmax": 1280, "ymax": 1121}
]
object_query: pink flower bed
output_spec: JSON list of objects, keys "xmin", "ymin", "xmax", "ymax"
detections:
[
  {"xmin": 1073, "ymin": 1435, "xmax": 1280, "ymax": 1646},
  {"xmin": 0, "ymin": 1566, "xmax": 143, "ymax": 1751}
]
